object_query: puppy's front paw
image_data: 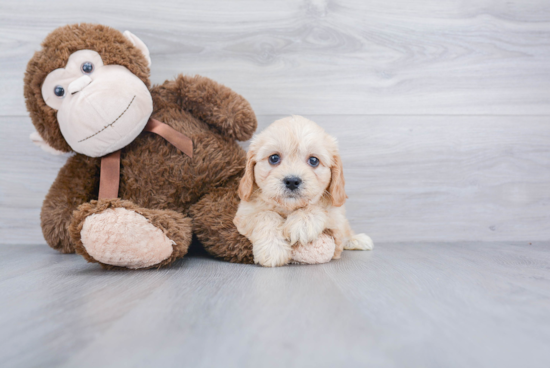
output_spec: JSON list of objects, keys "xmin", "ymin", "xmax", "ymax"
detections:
[
  {"xmin": 344, "ymin": 233, "xmax": 374, "ymax": 251},
  {"xmin": 283, "ymin": 209, "xmax": 327, "ymax": 246},
  {"xmin": 253, "ymin": 236, "xmax": 292, "ymax": 267}
]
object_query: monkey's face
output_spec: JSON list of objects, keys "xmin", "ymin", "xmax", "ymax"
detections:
[{"xmin": 41, "ymin": 50, "xmax": 153, "ymax": 157}]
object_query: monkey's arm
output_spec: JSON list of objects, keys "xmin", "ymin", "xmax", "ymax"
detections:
[
  {"xmin": 157, "ymin": 75, "xmax": 257, "ymax": 141},
  {"xmin": 41, "ymin": 154, "xmax": 100, "ymax": 253}
]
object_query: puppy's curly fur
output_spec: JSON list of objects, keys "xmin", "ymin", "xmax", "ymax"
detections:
[{"xmin": 234, "ymin": 116, "xmax": 373, "ymax": 267}]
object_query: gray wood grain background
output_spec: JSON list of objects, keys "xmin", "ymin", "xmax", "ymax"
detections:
[{"xmin": 1, "ymin": 0, "xmax": 549, "ymax": 244}]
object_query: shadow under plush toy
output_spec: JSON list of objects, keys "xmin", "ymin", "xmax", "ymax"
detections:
[{"xmin": 24, "ymin": 23, "xmax": 262, "ymax": 269}]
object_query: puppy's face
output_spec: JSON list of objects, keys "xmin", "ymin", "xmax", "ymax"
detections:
[{"xmin": 239, "ymin": 116, "xmax": 346, "ymax": 210}]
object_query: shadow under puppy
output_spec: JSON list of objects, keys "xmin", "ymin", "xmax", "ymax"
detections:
[{"xmin": 234, "ymin": 115, "xmax": 373, "ymax": 267}]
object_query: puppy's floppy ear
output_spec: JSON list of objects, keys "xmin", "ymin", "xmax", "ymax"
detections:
[
  {"xmin": 238, "ymin": 148, "xmax": 256, "ymax": 201},
  {"xmin": 329, "ymin": 153, "xmax": 347, "ymax": 207}
]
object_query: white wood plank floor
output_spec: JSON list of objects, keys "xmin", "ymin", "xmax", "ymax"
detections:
[{"xmin": 1, "ymin": 242, "xmax": 549, "ymax": 368}]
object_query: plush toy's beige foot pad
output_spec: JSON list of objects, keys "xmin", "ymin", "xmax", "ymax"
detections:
[
  {"xmin": 291, "ymin": 234, "xmax": 336, "ymax": 265},
  {"xmin": 81, "ymin": 208, "xmax": 174, "ymax": 269}
]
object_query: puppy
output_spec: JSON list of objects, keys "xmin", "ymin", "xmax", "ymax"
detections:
[{"xmin": 234, "ymin": 115, "xmax": 373, "ymax": 267}]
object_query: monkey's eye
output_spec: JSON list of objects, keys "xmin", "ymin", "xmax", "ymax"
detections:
[
  {"xmin": 81, "ymin": 62, "xmax": 94, "ymax": 74},
  {"xmin": 54, "ymin": 85, "xmax": 65, "ymax": 98},
  {"xmin": 268, "ymin": 154, "xmax": 281, "ymax": 165},
  {"xmin": 308, "ymin": 156, "xmax": 319, "ymax": 167}
]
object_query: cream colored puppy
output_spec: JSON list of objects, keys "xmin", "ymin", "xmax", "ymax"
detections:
[{"xmin": 234, "ymin": 115, "xmax": 373, "ymax": 267}]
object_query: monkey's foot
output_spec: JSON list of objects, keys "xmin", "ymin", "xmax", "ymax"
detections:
[
  {"xmin": 81, "ymin": 207, "xmax": 175, "ymax": 269},
  {"xmin": 70, "ymin": 199, "xmax": 192, "ymax": 269},
  {"xmin": 291, "ymin": 234, "xmax": 336, "ymax": 265}
]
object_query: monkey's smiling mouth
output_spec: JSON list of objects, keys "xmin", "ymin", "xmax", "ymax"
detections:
[{"xmin": 78, "ymin": 95, "xmax": 136, "ymax": 143}]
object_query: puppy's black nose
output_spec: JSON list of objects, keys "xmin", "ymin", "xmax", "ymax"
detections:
[{"xmin": 283, "ymin": 176, "xmax": 302, "ymax": 191}]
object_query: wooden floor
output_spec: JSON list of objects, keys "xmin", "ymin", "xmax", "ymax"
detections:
[{"xmin": 1, "ymin": 242, "xmax": 549, "ymax": 368}]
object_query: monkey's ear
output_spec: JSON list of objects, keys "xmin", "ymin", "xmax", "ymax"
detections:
[
  {"xmin": 29, "ymin": 131, "xmax": 67, "ymax": 156},
  {"xmin": 123, "ymin": 31, "xmax": 151, "ymax": 67}
]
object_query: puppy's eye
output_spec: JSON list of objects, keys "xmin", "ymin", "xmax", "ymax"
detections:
[
  {"xmin": 308, "ymin": 156, "xmax": 319, "ymax": 167},
  {"xmin": 54, "ymin": 85, "xmax": 65, "ymax": 98},
  {"xmin": 268, "ymin": 154, "xmax": 281, "ymax": 165},
  {"xmin": 81, "ymin": 62, "xmax": 94, "ymax": 74}
]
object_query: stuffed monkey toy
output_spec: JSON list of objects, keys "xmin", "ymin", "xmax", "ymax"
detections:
[{"xmin": 24, "ymin": 23, "xmax": 257, "ymax": 269}]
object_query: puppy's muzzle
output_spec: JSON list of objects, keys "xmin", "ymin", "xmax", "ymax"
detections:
[{"xmin": 283, "ymin": 176, "xmax": 302, "ymax": 191}]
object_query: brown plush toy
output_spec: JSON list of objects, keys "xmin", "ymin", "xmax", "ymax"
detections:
[{"xmin": 24, "ymin": 23, "xmax": 256, "ymax": 269}]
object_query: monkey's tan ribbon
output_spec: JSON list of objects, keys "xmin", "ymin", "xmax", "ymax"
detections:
[
  {"xmin": 98, "ymin": 118, "xmax": 194, "ymax": 199},
  {"xmin": 98, "ymin": 150, "xmax": 121, "ymax": 199},
  {"xmin": 143, "ymin": 118, "xmax": 194, "ymax": 158}
]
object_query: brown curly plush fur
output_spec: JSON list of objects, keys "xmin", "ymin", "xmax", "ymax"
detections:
[
  {"xmin": 190, "ymin": 176, "xmax": 253, "ymax": 263},
  {"xmin": 25, "ymin": 24, "xmax": 256, "ymax": 268}
]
